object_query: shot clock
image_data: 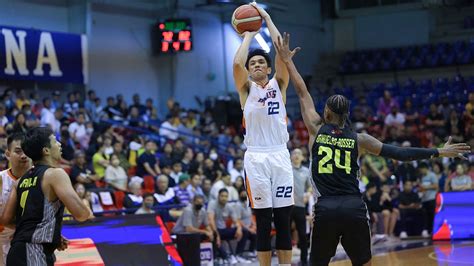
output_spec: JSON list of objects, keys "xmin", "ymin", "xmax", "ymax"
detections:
[{"xmin": 154, "ymin": 19, "xmax": 192, "ymax": 54}]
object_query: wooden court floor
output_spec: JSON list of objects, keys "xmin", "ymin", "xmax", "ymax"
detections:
[{"xmin": 330, "ymin": 241, "xmax": 474, "ymax": 266}]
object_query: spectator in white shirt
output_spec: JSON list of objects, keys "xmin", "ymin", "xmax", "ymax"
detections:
[
  {"xmin": 105, "ymin": 154, "xmax": 128, "ymax": 191},
  {"xmin": 40, "ymin": 98, "xmax": 56, "ymax": 130},
  {"xmin": 384, "ymin": 107, "xmax": 406, "ymax": 127},
  {"xmin": 160, "ymin": 116, "xmax": 179, "ymax": 141},
  {"xmin": 210, "ymin": 173, "xmax": 239, "ymax": 203},
  {"xmin": 69, "ymin": 112, "xmax": 87, "ymax": 145},
  {"xmin": 229, "ymin": 158, "xmax": 244, "ymax": 184}
]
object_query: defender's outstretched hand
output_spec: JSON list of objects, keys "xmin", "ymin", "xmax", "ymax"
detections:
[
  {"xmin": 438, "ymin": 136, "xmax": 471, "ymax": 159},
  {"xmin": 273, "ymin": 32, "xmax": 301, "ymax": 63}
]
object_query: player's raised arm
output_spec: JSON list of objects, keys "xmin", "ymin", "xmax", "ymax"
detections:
[
  {"xmin": 251, "ymin": 2, "xmax": 289, "ymax": 94},
  {"xmin": 233, "ymin": 32, "xmax": 258, "ymax": 104},
  {"xmin": 274, "ymin": 32, "xmax": 322, "ymax": 136},
  {"xmin": 358, "ymin": 134, "xmax": 471, "ymax": 161}
]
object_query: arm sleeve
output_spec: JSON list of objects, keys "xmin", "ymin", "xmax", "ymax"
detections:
[{"xmin": 379, "ymin": 144, "xmax": 439, "ymax": 162}]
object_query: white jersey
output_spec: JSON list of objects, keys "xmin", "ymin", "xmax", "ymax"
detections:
[
  {"xmin": 243, "ymin": 78, "xmax": 289, "ymax": 148},
  {"xmin": 0, "ymin": 169, "xmax": 18, "ymax": 244}
]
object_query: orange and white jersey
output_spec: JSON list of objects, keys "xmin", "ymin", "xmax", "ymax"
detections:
[
  {"xmin": 243, "ymin": 78, "xmax": 289, "ymax": 149},
  {"xmin": 0, "ymin": 169, "xmax": 18, "ymax": 244}
]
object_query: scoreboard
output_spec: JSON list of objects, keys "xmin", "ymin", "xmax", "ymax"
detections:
[{"xmin": 155, "ymin": 19, "xmax": 192, "ymax": 53}]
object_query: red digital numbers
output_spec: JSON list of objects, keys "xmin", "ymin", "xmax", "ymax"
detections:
[
  {"xmin": 184, "ymin": 41, "xmax": 192, "ymax": 51},
  {"xmin": 159, "ymin": 26, "xmax": 192, "ymax": 53},
  {"xmin": 178, "ymin": 31, "xmax": 191, "ymax": 41},
  {"xmin": 173, "ymin": 42, "xmax": 180, "ymax": 51},
  {"xmin": 162, "ymin": 31, "xmax": 173, "ymax": 42},
  {"xmin": 161, "ymin": 42, "xmax": 169, "ymax": 52}
]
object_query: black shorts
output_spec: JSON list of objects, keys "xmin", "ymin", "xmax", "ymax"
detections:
[
  {"xmin": 310, "ymin": 195, "xmax": 371, "ymax": 266},
  {"xmin": 7, "ymin": 242, "xmax": 56, "ymax": 266}
]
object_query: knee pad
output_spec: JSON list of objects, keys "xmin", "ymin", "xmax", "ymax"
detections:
[
  {"xmin": 254, "ymin": 208, "xmax": 272, "ymax": 251},
  {"xmin": 273, "ymin": 206, "xmax": 293, "ymax": 250}
]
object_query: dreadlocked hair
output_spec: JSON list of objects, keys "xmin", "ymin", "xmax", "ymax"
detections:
[{"xmin": 326, "ymin": 94, "xmax": 351, "ymax": 127}]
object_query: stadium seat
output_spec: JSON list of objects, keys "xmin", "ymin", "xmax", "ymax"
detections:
[
  {"xmin": 114, "ymin": 190, "xmax": 126, "ymax": 209},
  {"xmin": 143, "ymin": 175, "xmax": 156, "ymax": 193}
]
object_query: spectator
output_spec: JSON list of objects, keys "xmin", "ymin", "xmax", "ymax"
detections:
[
  {"xmin": 40, "ymin": 98, "xmax": 56, "ymax": 130},
  {"xmin": 187, "ymin": 173, "xmax": 204, "ymax": 199},
  {"xmin": 189, "ymin": 151, "xmax": 205, "ymax": 174},
  {"xmin": 136, "ymin": 140, "xmax": 161, "ymax": 178},
  {"xmin": 207, "ymin": 188, "xmax": 246, "ymax": 264},
  {"xmin": 160, "ymin": 116, "xmax": 179, "ymax": 141},
  {"xmin": 159, "ymin": 143, "xmax": 174, "ymax": 169},
  {"xmin": 84, "ymin": 90, "xmax": 96, "ymax": 117},
  {"xmin": 463, "ymin": 92, "xmax": 474, "ymax": 126},
  {"xmin": 394, "ymin": 160, "xmax": 418, "ymax": 184},
  {"xmin": 234, "ymin": 190, "xmax": 256, "ymax": 260},
  {"xmin": 401, "ymin": 98, "xmax": 419, "ymax": 125},
  {"xmin": 135, "ymin": 193, "xmax": 156, "ymax": 215},
  {"xmin": 70, "ymin": 150, "xmax": 99, "ymax": 189},
  {"xmin": 0, "ymin": 104, "xmax": 8, "ymax": 127},
  {"xmin": 202, "ymin": 178, "xmax": 212, "ymax": 203},
  {"xmin": 130, "ymin": 93, "xmax": 146, "ymax": 116},
  {"xmin": 174, "ymin": 174, "xmax": 192, "ymax": 206},
  {"xmin": 233, "ymin": 176, "xmax": 244, "ymax": 193},
  {"xmin": 92, "ymin": 98, "xmax": 104, "ymax": 121},
  {"xmin": 104, "ymin": 97, "xmax": 123, "ymax": 121},
  {"xmin": 180, "ymin": 147, "xmax": 194, "ymax": 173},
  {"xmin": 384, "ymin": 107, "xmax": 405, "ymax": 127},
  {"xmin": 398, "ymin": 181, "xmax": 428, "ymax": 238},
  {"xmin": 8, "ymin": 112, "xmax": 28, "ymax": 134},
  {"xmin": 154, "ymin": 174, "xmax": 182, "ymax": 221},
  {"xmin": 21, "ymin": 103, "xmax": 39, "ymax": 128},
  {"xmin": 126, "ymin": 106, "xmax": 144, "ymax": 128},
  {"xmin": 229, "ymin": 158, "xmax": 244, "ymax": 184},
  {"xmin": 51, "ymin": 109, "xmax": 64, "ymax": 136},
  {"xmin": 291, "ymin": 148, "xmax": 311, "ymax": 264},
  {"xmin": 51, "ymin": 90, "xmax": 61, "ymax": 111},
  {"xmin": 105, "ymin": 154, "xmax": 128, "ymax": 191},
  {"xmin": 426, "ymin": 103, "xmax": 446, "ymax": 137},
  {"xmin": 63, "ymin": 92, "xmax": 79, "ymax": 118},
  {"xmin": 377, "ymin": 90, "xmax": 399, "ymax": 117},
  {"xmin": 364, "ymin": 154, "xmax": 390, "ymax": 184},
  {"xmin": 68, "ymin": 112, "xmax": 88, "ymax": 146},
  {"xmin": 433, "ymin": 161, "xmax": 447, "ymax": 192},
  {"xmin": 172, "ymin": 138, "xmax": 186, "ymax": 162},
  {"xmin": 169, "ymin": 162, "xmax": 184, "ymax": 186},
  {"xmin": 379, "ymin": 183, "xmax": 399, "ymax": 238},
  {"xmin": 73, "ymin": 183, "xmax": 94, "ymax": 220},
  {"xmin": 15, "ymin": 89, "xmax": 30, "ymax": 110},
  {"xmin": 418, "ymin": 162, "xmax": 438, "ymax": 235},
  {"xmin": 124, "ymin": 180, "xmax": 144, "ymax": 209},
  {"xmin": 446, "ymin": 164, "xmax": 472, "ymax": 191},
  {"xmin": 172, "ymin": 195, "xmax": 214, "ymax": 241},
  {"xmin": 92, "ymin": 135, "xmax": 113, "ymax": 181},
  {"xmin": 210, "ymin": 173, "xmax": 239, "ymax": 203},
  {"xmin": 113, "ymin": 140, "xmax": 130, "ymax": 172}
]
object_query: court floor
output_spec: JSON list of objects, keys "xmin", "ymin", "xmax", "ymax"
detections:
[{"xmin": 239, "ymin": 239, "xmax": 474, "ymax": 265}]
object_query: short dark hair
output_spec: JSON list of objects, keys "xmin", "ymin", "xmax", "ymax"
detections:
[
  {"xmin": 245, "ymin": 49, "xmax": 272, "ymax": 69},
  {"xmin": 7, "ymin": 132, "xmax": 25, "ymax": 150},
  {"xmin": 418, "ymin": 162, "xmax": 429, "ymax": 169},
  {"xmin": 143, "ymin": 193, "xmax": 154, "ymax": 200},
  {"xmin": 193, "ymin": 194, "xmax": 205, "ymax": 202},
  {"xmin": 22, "ymin": 127, "xmax": 53, "ymax": 162},
  {"xmin": 218, "ymin": 188, "xmax": 228, "ymax": 196}
]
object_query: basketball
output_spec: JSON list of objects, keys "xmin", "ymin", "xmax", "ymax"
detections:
[{"xmin": 231, "ymin": 4, "xmax": 262, "ymax": 35}]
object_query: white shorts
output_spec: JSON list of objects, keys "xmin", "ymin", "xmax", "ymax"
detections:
[{"xmin": 244, "ymin": 145, "xmax": 294, "ymax": 209}]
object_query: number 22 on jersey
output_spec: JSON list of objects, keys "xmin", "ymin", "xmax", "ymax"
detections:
[{"xmin": 318, "ymin": 146, "xmax": 351, "ymax": 174}]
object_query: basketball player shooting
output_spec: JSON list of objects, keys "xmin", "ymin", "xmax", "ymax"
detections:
[
  {"xmin": 273, "ymin": 32, "xmax": 471, "ymax": 266},
  {"xmin": 233, "ymin": 2, "xmax": 294, "ymax": 266}
]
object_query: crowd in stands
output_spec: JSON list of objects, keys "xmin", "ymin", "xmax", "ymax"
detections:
[{"xmin": 0, "ymin": 84, "xmax": 473, "ymax": 262}]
